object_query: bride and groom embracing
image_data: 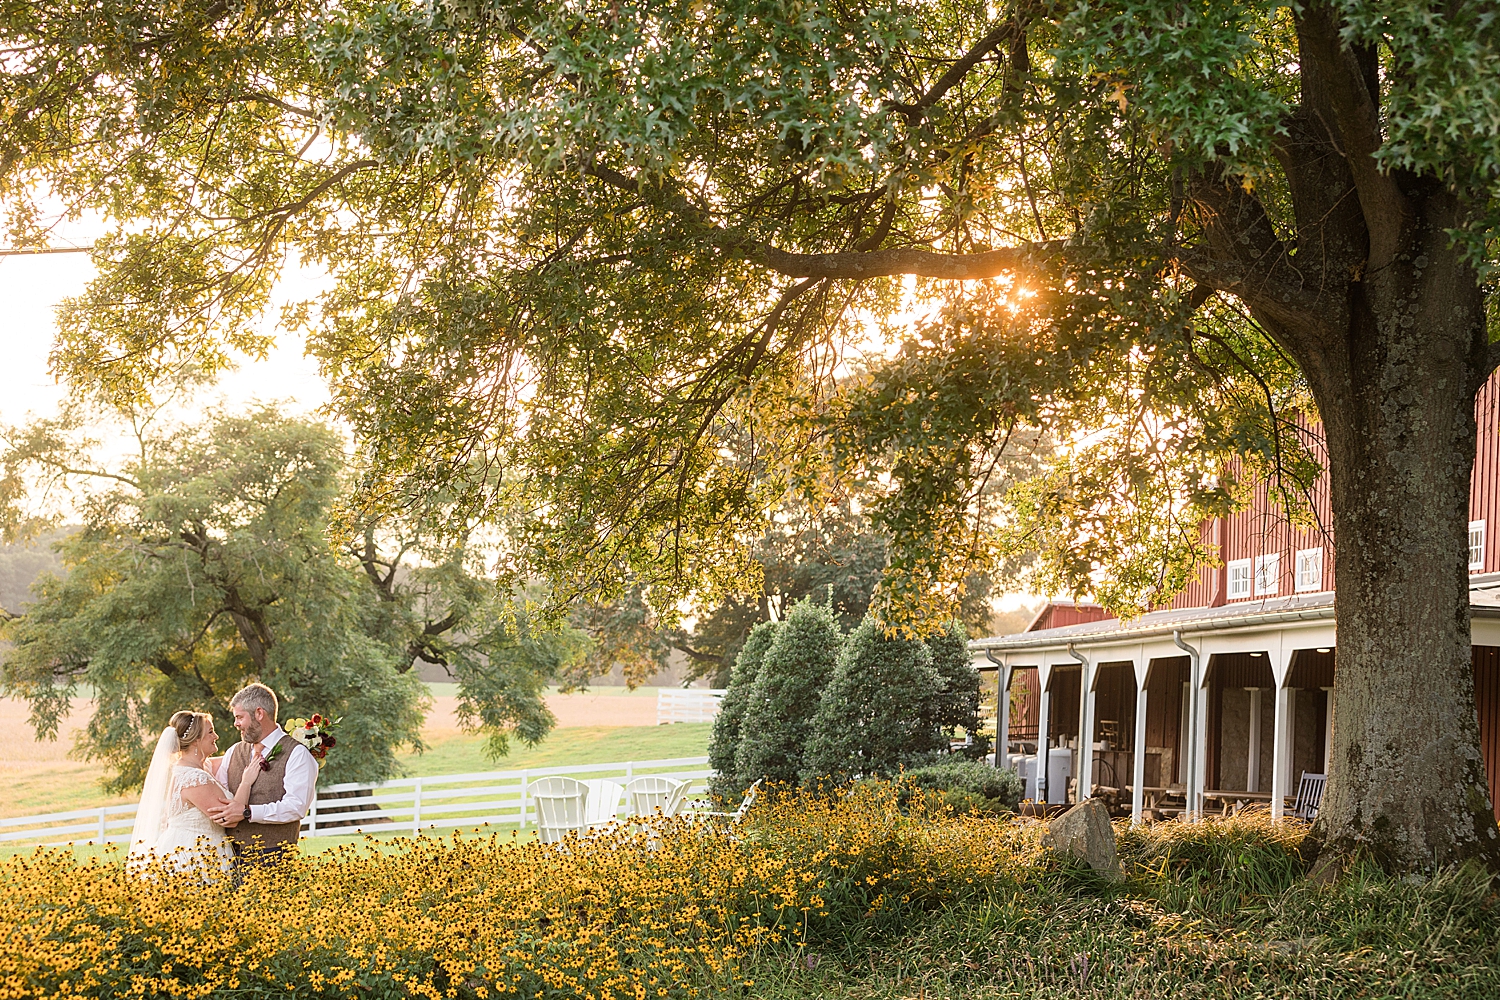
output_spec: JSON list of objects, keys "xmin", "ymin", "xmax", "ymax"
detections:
[{"xmin": 127, "ymin": 682, "xmax": 320, "ymax": 877}]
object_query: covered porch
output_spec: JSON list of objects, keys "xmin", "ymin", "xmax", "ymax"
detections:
[{"xmin": 975, "ymin": 594, "xmax": 1500, "ymax": 824}]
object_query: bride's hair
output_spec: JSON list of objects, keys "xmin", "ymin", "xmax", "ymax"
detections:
[{"xmin": 169, "ymin": 711, "xmax": 212, "ymax": 754}]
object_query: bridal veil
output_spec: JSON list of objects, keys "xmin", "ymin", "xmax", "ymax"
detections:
[{"xmin": 127, "ymin": 726, "xmax": 178, "ymax": 869}]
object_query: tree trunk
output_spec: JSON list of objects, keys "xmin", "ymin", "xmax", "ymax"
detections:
[{"xmin": 1300, "ymin": 193, "xmax": 1500, "ymax": 870}]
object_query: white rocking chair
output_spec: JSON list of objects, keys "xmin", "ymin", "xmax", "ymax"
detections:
[
  {"xmin": 581, "ymin": 778, "xmax": 626, "ymax": 826},
  {"xmin": 691, "ymin": 778, "xmax": 763, "ymax": 827},
  {"xmin": 1292, "ymin": 771, "xmax": 1327, "ymax": 820}
]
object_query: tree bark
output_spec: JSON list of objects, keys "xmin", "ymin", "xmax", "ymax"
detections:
[
  {"xmin": 1278, "ymin": 187, "xmax": 1500, "ymax": 870},
  {"xmin": 1168, "ymin": 5, "xmax": 1500, "ymax": 871}
]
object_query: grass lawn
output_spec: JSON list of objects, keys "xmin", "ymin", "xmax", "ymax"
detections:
[
  {"xmin": 1, "ymin": 723, "xmax": 712, "ymax": 858},
  {"xmin": 395, "ymin": 722, "xmax": 712, "ymax": 776},
  {"xmin": 2, "ymin": 724, "xmax": 710, "ymax": 820},
  {"xmin": 2, "ymin": 675, "xmax": 707, "ymax": 821},
  {"xmin": 0, "ymin": 761, "xmax": 138, "ymax": 821}
]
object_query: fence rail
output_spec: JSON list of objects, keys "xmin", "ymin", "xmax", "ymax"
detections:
[
  {"xmin": 2, "ymin": 756, "xmax": 714, "ymax": 847},
  {"xmin": 656, "ymin": 688, "xmax": 725, "ymax": 725}
]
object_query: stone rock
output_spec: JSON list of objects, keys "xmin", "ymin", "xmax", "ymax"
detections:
[{"xmin": 1041, "ymin": 798, "xmax": 1119, "ymax": 873}]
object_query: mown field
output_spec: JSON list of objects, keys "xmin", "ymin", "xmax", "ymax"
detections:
[
  {"xmin": 2, "ymin": 789, "xmax": 1493, "ymax": 1000},
  {"xmin": 0, "ymin": 685, "xmax": 705, "ymax": 819}
]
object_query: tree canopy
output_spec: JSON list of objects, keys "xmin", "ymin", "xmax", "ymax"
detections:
[
  {"xmin": 0, "ymin": 405, "xmax": 573, "ymax": 787},
  {"xmin": 4, "ymin": 0, "xmax": 1499, "ymax": 866}
]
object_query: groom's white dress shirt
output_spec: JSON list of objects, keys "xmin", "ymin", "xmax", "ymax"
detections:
[{"xmin": 214, "ymin": 725, "xmax": 319, "ymax": 824}]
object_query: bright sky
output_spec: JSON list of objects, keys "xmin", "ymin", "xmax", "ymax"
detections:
[{"xmin": 0, "ymin": 249, "xmax": 332, "ymax": 431}]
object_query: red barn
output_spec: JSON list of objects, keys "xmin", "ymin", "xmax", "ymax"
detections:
[{"xmin": 971, "ymin": 377, "xmax": 1500, "ymax": 823}]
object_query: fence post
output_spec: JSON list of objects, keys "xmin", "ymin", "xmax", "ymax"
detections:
[
  {"xmin": 98, "ymin": 807, "xmax": 107, "ymax": 841},
  {"xmin": 626, "ymin": 761, "xmax": 634, "ymax": 783},
  {"xmin": 519, "ymin": 771, "xmax": 528, "ymax": 831},
  {"xmin": 412, "ymin": 778, "xmax": 423, "ymax": 835},
  {"xmin": 308, "ymin": 796, "xmax": 318, "ymax": 837}
]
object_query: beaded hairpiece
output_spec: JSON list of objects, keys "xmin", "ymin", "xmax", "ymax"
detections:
[{"xmin": 176, "ymin": 713, "xmax": 201, "ymax": 750}]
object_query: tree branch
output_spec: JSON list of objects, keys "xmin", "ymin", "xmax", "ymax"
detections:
[
  {"xmin": 227, "ymin": 92, "xmax": 320, "ymax": 121},
  {"xmin": 1485, "ymin": 340, "xmax": 1500, "ymax": 381},
  {"xmin": 581, "ymin": 157, "xmax": 1061, "ymax": 281},
  {"xmin": 252, "ymin": 159, "xmax": 378, "ymax": 224},
  {"xmin": 738, "ymin": 240, "xmax": 1062, "ymax": 280},
  {"xmin": 886, "ymin": 21, "xmax": 1019, "ymax": 119},
  {"xmin": 1296, "ymin": 4, "xmax": 1409, "ymax": 268}
]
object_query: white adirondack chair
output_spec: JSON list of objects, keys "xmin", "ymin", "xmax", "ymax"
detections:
[
  {"xmin": 532, "ymin": 776, "xmax": 589, "ymax": 843},
  {"xmin": 581, "ymin": 779, "xmax": 625, "ymax": 826},
  {"xmin": 624, "ymin": 776, "xmax": 688, "ymax": 819},
  {"xmin": 691, "ymin": 778, "xmax": 762, "ymax": 827},
  {"xmin": 1292, "ymin": 772, "xmax": 1327, "ymax": 820}
]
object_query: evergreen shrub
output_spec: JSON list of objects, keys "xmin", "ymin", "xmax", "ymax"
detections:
[
  {"xmin": 801, "ymin": 616, "xmax": 946, "ymax": 781},
  {"xmin": 925, "ymin": 620, "xmax": 991, "ymax": 759},
  {"xmin": 707, "ymin": 620, "xmax": 779, "ymax": 799},
  {"xmin": 898, "ymin": 757, "xmax": 1025, "ymax": 815},
  {"xmin": 733, "ymin": 599, "xmax": 842, "ymax": 784}
]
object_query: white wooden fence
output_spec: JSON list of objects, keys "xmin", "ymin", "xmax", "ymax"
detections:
[
  {"xmin": 0, "ymin": 755, "xmax": 712, "ymax": 847},
  {"xmin": 656, "ymin": 688, "xmax": 726, "ymax": 725}
]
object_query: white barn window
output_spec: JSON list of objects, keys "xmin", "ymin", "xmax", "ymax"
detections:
[
  {"xmin": 1254, "ymin": 553, "xmax": 1281, "ymax": 596},
  {"xmin": 1294, "ymin": 547, "xmax": 1323, "ymax": 592},
  {"xmin": 1227, "ymin": 558, "xmax": 1253, "ymax": 599},
  {"xmin": 1470, "ymin": 520, "xmax": 1486, "ymax": 572}
]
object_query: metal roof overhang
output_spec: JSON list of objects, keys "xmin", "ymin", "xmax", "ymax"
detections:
[{"xmin": 969, "ymin": 592, "xmax": 1500, "ymax": 654}]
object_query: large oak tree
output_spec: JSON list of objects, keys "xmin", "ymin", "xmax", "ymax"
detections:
[{"xmin": 2, "ymin": 1, "xmax": 1497, "ymax": 869}]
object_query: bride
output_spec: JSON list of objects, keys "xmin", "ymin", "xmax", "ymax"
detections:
[{"xmin": 127, "ymin": 710, "xmax": 260, "ymax": 877}]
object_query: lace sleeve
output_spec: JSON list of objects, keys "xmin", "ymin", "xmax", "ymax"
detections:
[{"xmin": 175, "ymin": 767, "xmax": 216, "ymax": 791}]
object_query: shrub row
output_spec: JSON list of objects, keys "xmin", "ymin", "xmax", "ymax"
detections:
[{"xmin": 710, "ymin": 599, "xmax": 988, "ymax": 798}]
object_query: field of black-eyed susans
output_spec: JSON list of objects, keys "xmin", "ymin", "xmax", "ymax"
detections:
[{"xmin": 0, "ymin": 784, "xmax": 1031, "ymax": 1000}]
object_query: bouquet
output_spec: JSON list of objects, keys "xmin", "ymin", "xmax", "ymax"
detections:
[{"xmin": 281, "ymin": 714, "xmax": 340, "ymax": 768}]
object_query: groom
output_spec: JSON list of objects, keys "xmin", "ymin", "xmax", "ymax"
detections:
[{"xmin": 209, "ymin": 682, "xmax": 318, "ymax": 865}]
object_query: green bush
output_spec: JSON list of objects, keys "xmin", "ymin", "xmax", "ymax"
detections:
[
  {"xmin": 707, "ymin": 620, "xmax": 779, "ymax": 799},
  {"xmin": 801, "ymin": 616, "xmax": 947, "ymax": 781},
  {"xmin": 924, "ymin": 620, "xmax": 990, "ymax": 759},
  {"xmin": 734, "ymin": 599, "xmax": 842, "ymax": 784},
  {"xmin": 899, "ymin": 756, "xmax": 1024, "ymax": 813}
]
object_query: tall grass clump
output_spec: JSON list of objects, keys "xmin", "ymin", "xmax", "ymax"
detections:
[{"xmin": 1117, "ymin": 811, "xmax": 1307, "ymax": 914}]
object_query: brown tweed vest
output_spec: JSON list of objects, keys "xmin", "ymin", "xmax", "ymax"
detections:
[{"xmin": 226, "ymin": 736, "xmax": 303, "ymax": 853}]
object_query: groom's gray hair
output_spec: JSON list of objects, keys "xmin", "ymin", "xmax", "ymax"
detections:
[{"xmin": 229, "ymin": 682, "xmax": 279, "ymax": 721}]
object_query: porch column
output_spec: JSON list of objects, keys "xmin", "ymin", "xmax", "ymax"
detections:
[
  {"xmin": 1077, "ymin": 665, "xmax": 1096, "ymax": 801},
  {"xmin": 1036, "ymin": 682, "xmax": 1052, "ymax": 804},
  {"xmin": 1270, "ymin": 682, "xmax": 1291, "ymax": 820},
  {"xmin": 1131, "ymin": 670, "xmax": 1149, "ymax": 824},
  {"xmin": 995, "ymin": 663, "xmax": 1012, "ymax": 768},
  {"xmin": 1192, "ymin": 669, "xmax": 1210, "ymax": 818},
  {"xmin": 1246, "ymin": 688, "xmax": 1263, "ymax": 793}
]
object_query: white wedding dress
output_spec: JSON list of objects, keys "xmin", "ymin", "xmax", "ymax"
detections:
[
  {"xmin": 154, "ymin": 766, "xmax": 233, "ymax": 872},
  {"xmin": 128, "ymin": 729, "xmax": 233, "ymax": 878}
]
